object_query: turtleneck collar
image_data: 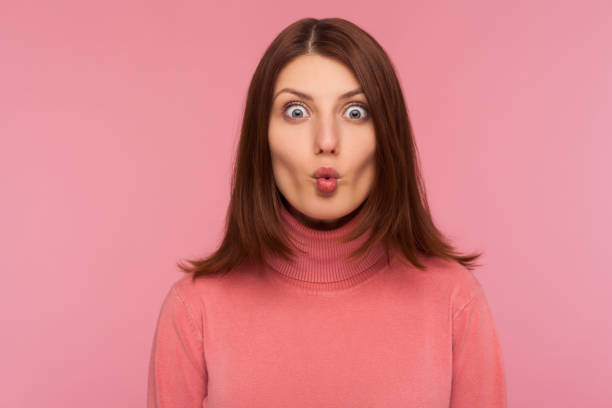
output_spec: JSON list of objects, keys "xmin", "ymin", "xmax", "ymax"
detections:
[{"xmin": 262, "ymin": 201, "xmax": 389, "ymax": 292}]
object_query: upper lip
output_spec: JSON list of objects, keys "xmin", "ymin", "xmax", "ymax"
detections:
[{"xmin": 313, "ymin": 166, "xmax": 340, "ymax": 178}]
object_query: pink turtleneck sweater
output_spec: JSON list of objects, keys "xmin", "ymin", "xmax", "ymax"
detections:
[{"xmin": 147, "ymin": 203, "xmax": 507, "ymax": 407}]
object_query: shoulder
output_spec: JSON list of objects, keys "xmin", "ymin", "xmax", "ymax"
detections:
[
  {"xmin": 427, "ymin": 257, "xmax": 488, "ymax": 319},
  {"xmin": 167, "ymin": 264, "xmax": 261, "ymax": 309},
  {"xmin": 391, "ymin": 252, "xmax": 486, "ymax": 316},
  {"xmin": 164, "ymin": 272, "xmax": 228, "ymax": 318}
]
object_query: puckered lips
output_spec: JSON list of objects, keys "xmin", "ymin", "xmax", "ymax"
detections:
[{"xmin": 312, "ymin": 166, "xmax": 340, "ymax": 179}]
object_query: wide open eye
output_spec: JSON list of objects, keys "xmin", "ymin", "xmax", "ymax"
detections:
[
  {"xmin": 344, "ymin": 104, "xmax": 369, "ymax": 121},
  {"xmin": 284, "ymin": 102, "xmax": 308, "ymax": 119},
  {"xmin": 282, "ymin": 101, "xmax": 370, "ymax": 122}
]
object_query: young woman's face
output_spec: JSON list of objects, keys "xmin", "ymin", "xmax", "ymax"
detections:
[{"xmin": 268, "ymin": 54, "xmax": 376, "ymax": 226}]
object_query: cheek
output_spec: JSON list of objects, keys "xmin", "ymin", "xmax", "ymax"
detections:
[
  {"xmin": 268, "ymin": 131, "xmax": 307, "ymax": 188},
  {"xmin": 268, "ymin": 121, "xmax": 310, "ymax": 166},
  {"xmin": 269, "ymin": 135, "xmax": 297, "ymax": 168},
  {"xmin": 346, "ymin": 135, "xmax": 376, "ymax": 187},
  {"xmin": 347, "ymin": 132, "xmax": 376, "ymax": 165},
  {"xmin": 269, "ymin": 118, "xmax": 294, "ymax": 155},
  {"xmin": 353, "ymin": 153, "xmax": 376, "ymax": 186}
]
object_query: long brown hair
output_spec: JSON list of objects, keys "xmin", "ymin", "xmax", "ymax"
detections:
[{"xmin": 178, "ymin": 17, "xmax": 483, "ymax": 282}]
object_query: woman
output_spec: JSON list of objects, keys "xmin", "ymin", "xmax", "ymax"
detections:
[{"xmin": 147, "ymin": 17, "xmax": 507, "ymax": 407}]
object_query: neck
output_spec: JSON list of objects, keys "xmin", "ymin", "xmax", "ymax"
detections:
[
  {"xmin": 263, "ymin": 198, "xmax": 388, "ymax": 292},
  {"xmin": 280, "ymin": 196, "xmax": 365, "ymax": 231}
]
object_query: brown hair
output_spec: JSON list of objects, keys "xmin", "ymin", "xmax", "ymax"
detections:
[{"xmin": 178, "ymin": 17, "xmax": 483, "ymax": 282}]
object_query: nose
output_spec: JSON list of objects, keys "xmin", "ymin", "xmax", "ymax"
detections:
[{"xmin": 314, "ymin": 116, "xmax": 339, "ymax": 154}]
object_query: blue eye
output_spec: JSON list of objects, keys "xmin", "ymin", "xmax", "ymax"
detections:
[
  {"xmin": 343, "ymin": 104, "xmax": 369, "ymax": 120},
  {"xmin": 285, "ymin": 104, "xmax": 308, "ymax": 119},
  {"xmin": 282, "ymin": 101, "xmax": 370, "ymax": 121}
]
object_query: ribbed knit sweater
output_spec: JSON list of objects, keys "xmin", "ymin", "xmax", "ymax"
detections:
[{"xmin": 147, "ymin": 202, "xmax": 507, "ymax": 407}]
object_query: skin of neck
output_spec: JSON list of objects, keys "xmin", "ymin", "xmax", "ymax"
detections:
[{"xmin": 280, "ymin": 194, "xmax": 365, "ymax": 231}]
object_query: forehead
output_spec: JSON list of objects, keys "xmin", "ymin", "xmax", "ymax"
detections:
[{"xmin": 273, "ymin": 54, "xmax": 361, "ymax": 97}]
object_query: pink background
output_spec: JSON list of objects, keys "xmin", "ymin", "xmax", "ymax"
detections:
[{"xmin": 1, "ymin": 1, "xmax": 610, "ymax": 406}]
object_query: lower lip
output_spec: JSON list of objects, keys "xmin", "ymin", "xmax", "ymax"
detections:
[{"xmin": 315, "ymin": 177, "xmax": 338, "ymax": 194}]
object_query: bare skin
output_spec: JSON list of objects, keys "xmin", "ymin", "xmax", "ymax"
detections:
[{"xmin": 268, "ymin": 54, "xmax": 376, "ymax": 230}]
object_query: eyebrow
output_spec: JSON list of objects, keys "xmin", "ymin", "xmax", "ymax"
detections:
[{"xmin": 273, "ymin": 87, "xmax": 364, "ymax": 102}]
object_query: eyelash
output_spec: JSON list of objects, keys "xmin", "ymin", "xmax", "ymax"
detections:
[{"xmin": 282, "ymin": 100, "xmax": 370, "ymax": 122}]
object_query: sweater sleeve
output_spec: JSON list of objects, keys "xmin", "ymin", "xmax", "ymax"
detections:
[
  {"xmin": 147, "ymin": 284, "xmax": 207, "ymax": 407},
  {"xmin": 450, "ymin": 285, "xmax": 507, "ymax": 407}
]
